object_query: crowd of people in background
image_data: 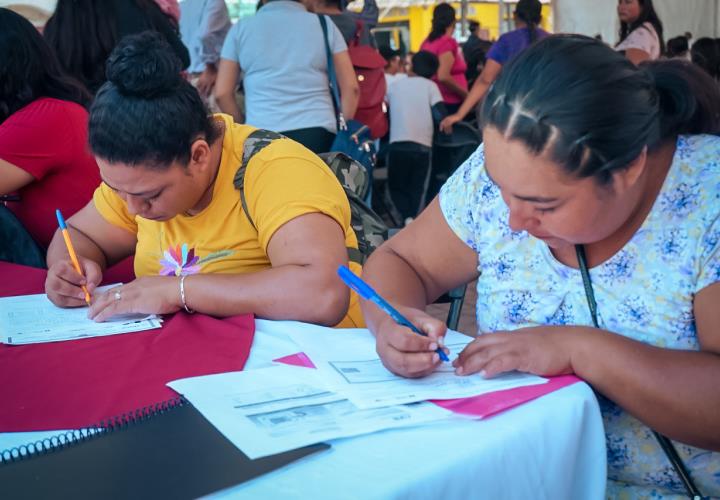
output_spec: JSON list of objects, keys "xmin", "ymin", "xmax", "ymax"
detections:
[{"xmin": 1, "ymin": 0, "xmax": 719, "ymax": 498}]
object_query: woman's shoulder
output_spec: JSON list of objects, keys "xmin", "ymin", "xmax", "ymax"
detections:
[{"xmin": 2, "ymin": 98, "xmax": 87, "ymax": 132}]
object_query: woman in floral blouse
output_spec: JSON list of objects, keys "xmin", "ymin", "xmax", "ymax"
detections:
[{"xmin": 361, "ymin": 35, "xmax": 720, "ymax": 498}]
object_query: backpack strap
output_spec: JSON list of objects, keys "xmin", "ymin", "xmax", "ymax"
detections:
[
  {"xmin": 233, "ymin": 129, "xmax": 285, "ymax": 230},
  {"xmin": 234, "ymin": 129, "xmax": 367, "ymax": 265}
]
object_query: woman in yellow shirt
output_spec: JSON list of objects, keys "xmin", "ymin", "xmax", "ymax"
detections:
[{"xmin": 45, "ymin": 31, "xmax": 363, "ymax": 328}]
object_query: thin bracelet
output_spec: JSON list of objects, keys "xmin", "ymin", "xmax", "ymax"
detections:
[{"xmin": 179, "ymin": 274, "xmax": 195, "ymax": 314}]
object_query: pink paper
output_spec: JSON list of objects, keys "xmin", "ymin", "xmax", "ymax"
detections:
[
  {"xmin": 430, "ymin": 375, "xmax": 581, "ymax": 418},
  {"xmin": 273, "ymin": 352, "xmax": 316, "ymax": 369},
  {"xmin": 273, "ymin": 351, "xmax": 581, "ymax": 419}
]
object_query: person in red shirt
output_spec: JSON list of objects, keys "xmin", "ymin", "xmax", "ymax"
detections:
[
  {"xmin": 420, "ymin": 3, "xmax": 468, "ymax": 114},
  {"xmin": 0, "ymin": 8, "xmax": 101, "ymax": 250}
]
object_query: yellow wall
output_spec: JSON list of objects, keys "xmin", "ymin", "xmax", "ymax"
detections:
[{"xmin": 380, "ymin": 2, "xmax": 553, "ymax": 52}]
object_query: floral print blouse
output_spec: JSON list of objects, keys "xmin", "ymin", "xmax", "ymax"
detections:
[{"xmin": 439, "ymin": 135, "xmax": 720, "ymax": 498}]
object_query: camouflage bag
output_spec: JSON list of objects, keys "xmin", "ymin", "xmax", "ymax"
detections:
[{"xmin": 234, "ymin": 129, "xmax": 388, "ymax": 264}]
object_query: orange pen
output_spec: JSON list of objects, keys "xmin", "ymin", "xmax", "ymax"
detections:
[{"xmin": 55, "ymin": 209, "xmax": 91, "ymax": 305}]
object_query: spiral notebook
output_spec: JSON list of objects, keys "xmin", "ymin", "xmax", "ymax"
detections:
[{"xmin": 0, "ymin": 398, "xmax": 329, "ymax": 500}]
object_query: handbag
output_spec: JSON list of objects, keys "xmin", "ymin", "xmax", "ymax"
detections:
[
  {"xmin": 575, "ymin": 244, "xmax": 703, "ymax": 500},
  {"xmin": 318, "ymin": 14, "xmax": 376, "ymax": 175}
]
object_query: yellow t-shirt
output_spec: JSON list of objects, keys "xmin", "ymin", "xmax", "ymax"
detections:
[{"xmin": 93, "ymin": 114, "xmax": 364, "ymax": 327}]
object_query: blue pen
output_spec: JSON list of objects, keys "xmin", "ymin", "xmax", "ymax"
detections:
[{"xmin": 337, "ymin": 265, "xmax": 449, "ymax": 362}]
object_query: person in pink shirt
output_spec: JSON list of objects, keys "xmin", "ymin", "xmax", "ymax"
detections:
[{"xmin": 420, "ymin": 3, "xmax": 467, "ymax": 113}]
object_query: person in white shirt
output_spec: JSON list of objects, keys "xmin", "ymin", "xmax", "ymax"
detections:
[
  {"xmin": 615, "ymin": 0, "xmax": 664, "ymax": 65},
  {"xmin": 385, "ymin": 51, "xmax": 446, "ymax": 221}
]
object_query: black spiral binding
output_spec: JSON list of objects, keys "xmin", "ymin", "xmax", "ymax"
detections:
[{"xmin": 0, "ymin": 397, "xmax": 188, "ymax": 465}]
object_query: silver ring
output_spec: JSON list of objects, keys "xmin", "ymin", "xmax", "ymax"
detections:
[{"xmin": 114, "ymin": 290, "xmax": 122, "ymax": 301}]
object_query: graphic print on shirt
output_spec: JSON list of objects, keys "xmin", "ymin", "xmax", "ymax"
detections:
[{"xmin": 158, "ymin": 243, "xmax": 234, "ymax": 276}]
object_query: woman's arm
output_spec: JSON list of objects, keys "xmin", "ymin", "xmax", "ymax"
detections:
[
  {"xmin": 362, "ymin": 198, "xmax": 479, "ymax": 376},
  {"xmin": 0, "ymin": 159, "xmax": 34, "ymax": 195},
  {"xmin": 333, "ymin": 50, "xmax": 360, "ymax": 120},
  {"xmin": 214, "ymin": 59, "xmax": 243, "ymax": 122},
  {"xmin": 573, "ymin": 282, "xmax": 720, "ymax": 449},
  {"xmin": 46, "ymin": 201, "xmax": 137, "ymax": 307},
  {"xmin": 88, "ymin": 212, "xmax": 352, "ymax": 326},
  {"xmin": 440, "ymin": 59, "xmax": 502, "ymax": 133},
  {"xmin": 455, "ymin": 282, "xmax": 720, "ymax": 450},
  {"xmin": 436, "ymin": 52, "xmax": 468, "ymax": 100},
  {"xmin": 624, "ymin": 47, "xmax": 651, "ymax": 65}
]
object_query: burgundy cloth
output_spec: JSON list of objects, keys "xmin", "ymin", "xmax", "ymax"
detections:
[
  {"xmin": 0, "ymin": 98, "xmax": 101, "ymax": 248},
  {"xmin": 0, "ymin": 263, "xmax": 255, "ymax": 431}
]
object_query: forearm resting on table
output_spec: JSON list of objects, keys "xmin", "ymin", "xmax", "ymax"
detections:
[
  {"xmin": 46, "ymin": 226, "xmax": 108, "ymax": 270},
  {"xmin": 179, "ymin": 263, "xmax": 349, "ymax": 326},
  {"xmin": 571, "ymin": 328, "xmax": 720, "ymax": 450}
]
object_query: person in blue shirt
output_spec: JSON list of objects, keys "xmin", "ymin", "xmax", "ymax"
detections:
[{"xmin": 214, "ymin": 0, "xmax": 359, "ymax": 154}]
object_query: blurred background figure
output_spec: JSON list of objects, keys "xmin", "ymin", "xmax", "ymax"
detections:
[
  {"xmin": 385, "ymin": 51, "xmax": 445, "ymax": 224},
  {"xmin": 665, "ymin": 35, "xmax": 690, "ymax": 60},
  {"xmin": 180, "ymin": 0, "xmax": 231, "ymax": 112},
  {"xmin": 0, "ymin": 8, "xmax": 99, "ymax": 253},
  {"xmin": 420, "ymin": 3, "xmax": 467, "ymax": 114},
  {"xmin": 615, "ymin": 0, "xmax": 664, "ymax": 65},
  {"xmin": 44, "ymin": 0, "xmax": 189, "ymax": 94},
  {"xmin": 380, "ymin": 45, "xmax": 406, "ymax": 89},
  {"xmin": 440, "ymin": 0, "xmax": 547, "ymax": 133},
  {"xmin": 308, "ymin": 0, "xmax": 375, "ymax": 47},
  {"xmin": 215, "ymin": 0, "xmax": 359, "ymax": 154},
  {"xmin": 691, "ymin": 37, "xmax": 720, "ymax": 81}
]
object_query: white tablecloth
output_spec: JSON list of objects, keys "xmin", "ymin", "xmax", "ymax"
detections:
[{"xmin": 0, "ymin": 320, "xmax": 607, "ymax": 499}]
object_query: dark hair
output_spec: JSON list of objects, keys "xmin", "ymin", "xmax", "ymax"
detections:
[
  {"xmin": 0, "ymin": 8, "xmax": 89, "ymax": 124},
  {"xmin": 482, "ymin": 35, "xmax": 720, "ymax": 184},
  {"xmin": 380, "ymin": 45, "xmax": 401, "ymax": 63},
  {"xmin": 468, "ymin": 20, "xmax": 479, "ymax": 33},
  {"xmin": 89, "ymin": 31, "xmax": 220, "ymax": 168},
  {"xmin": 666, "ymin": 35, "xmax": 689, "ymax": 58},
  {"xmin": 428, "ymin": 4, "xmax": 455, "ymax": 42},
  {"xmin": 691, "ymin": 37, "xmax": 720, "ymax": 80},
  {"xmin": 412, "ymin": 51, "xmax": 440, "ymax": 78},
  {"xmin": 514, "ymin": 0, "xmax": 542, "ymax": 44},
  {"xmin": 44, "ymin": 0, "xmax": 189, "ymax": 94},
  {"xmin": 44, "ymin": 0, "xmax": 119, "ymax": 94},
  {"xmin": 617, "ymin": 0, "xmax": 665, "ymax": 55}
]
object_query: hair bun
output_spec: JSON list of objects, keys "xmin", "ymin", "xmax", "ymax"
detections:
[{"xmin": 105, "ymin": 31, "xmax": 181, "ymax": 98}]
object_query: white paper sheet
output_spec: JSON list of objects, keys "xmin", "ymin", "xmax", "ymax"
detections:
[
  {"xmin": 0, "ymin": 285, "xmax": 162, "ymax": 345},
  {"xmin": 283, "ymin": 321, "xmax": 548, "ymax": 409},
  {"xmin": 168, "ymin": 365, "xmax": 457, "ymax": 459}
]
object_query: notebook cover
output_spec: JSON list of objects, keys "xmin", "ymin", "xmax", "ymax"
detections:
[
  {"xmin": 0, "ymin": 401, "xmax": 329, "ymax": 500},
  {"xmin": 0, "ymin": 263, "xmax": 256, "ymax": 431}
]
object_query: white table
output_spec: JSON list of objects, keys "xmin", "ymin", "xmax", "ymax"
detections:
[{"xmin": 0, "ymin": 320, "xmax": 607, "ymax": 499}]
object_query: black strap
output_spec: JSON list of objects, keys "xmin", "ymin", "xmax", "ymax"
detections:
[{"xmin": 575, "ymin": 245, "xmax": 703, "ymax": 500}]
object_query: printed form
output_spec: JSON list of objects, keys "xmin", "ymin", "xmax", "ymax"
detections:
[
  {"xmin": 283, "ymin": 321, "xmax": 548, "ymax": 409},
  {"xmin": 168, "ymin": 365, "xmax": 457, "ymax": 459},
  {"xmin": 0, "ymin": 286, "xmax": 162, "ymax": 345}
]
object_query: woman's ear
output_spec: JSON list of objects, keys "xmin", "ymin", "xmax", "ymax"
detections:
[
  {"xmin": 188, "ymin": 139, "xmax": 212, "ymax": 175},
  {"xmin": 612, "ymin": 146, "xmax": 648, "ymax": 192}
]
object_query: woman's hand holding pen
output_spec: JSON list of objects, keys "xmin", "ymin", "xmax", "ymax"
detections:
[
  {"xmin": 88, "ymin": 276, "xmax": 182, "ymax": 322},
  {"xmin": 375, "ymin": 306, "xmax": 449, "ymax": 378},
  {"xmin": 46, "ymin": 256, "xmax": 103, "ymax": 308},
  {"xmin": 453, "ymin": 326, "xmax": 580, "ymax": 378}
]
